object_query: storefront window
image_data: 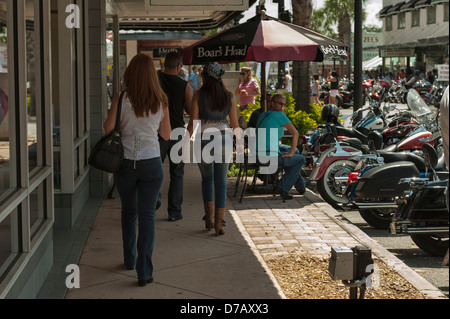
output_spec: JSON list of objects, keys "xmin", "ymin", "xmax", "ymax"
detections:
[
  {"xmin": 427, "ymin": 6, "xmax": 436, "ymax": 24},
  {"xmin": 26, "ymin": 0, "xmax": 39, "ymax": 173},
  {"xmin": 0, "ymin": 1, "xmax": 11, "ymax": 201},
  {"xmin": 398, "ymin": 12, "xmax": 405, "ymax": 29},
  {"xmin": 0, "ymin": 0, "xmax": 11, "ymax": 276},
  {"xmin": 30, "ymin": 182, "xmax": 46, "ymax": 239},
  {"xmin": 106, "ymin": 26, "xmax": 114, "ymax": 107},
  {"xmin": 0, "ymin": 214, "xmax": 11, "ymax": 269},
  {"xmin": 385, "ymin": 16, "xmax": 392, "ymax": 31},
  {"xmin": 411, "ymin": 10, "xmax": 420, "ymax": 27},
  {"xmin": 444, "ymin": 2, "xmax": 449, "ymax": 21}
]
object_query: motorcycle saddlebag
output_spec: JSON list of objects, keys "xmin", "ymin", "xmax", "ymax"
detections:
[{"xmin": 355, "ymin": 161, "xmax": 421, "ymax": 199}]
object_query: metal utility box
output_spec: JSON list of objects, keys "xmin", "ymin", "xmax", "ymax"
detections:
[{"xmin": 329, "ymin": 247, "xmax": 354, "ymax": 281}]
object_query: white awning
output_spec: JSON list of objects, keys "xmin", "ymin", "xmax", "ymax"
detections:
[{"xmin": 362, "ymin": 56, "xmax": 382, "ymax": 70}]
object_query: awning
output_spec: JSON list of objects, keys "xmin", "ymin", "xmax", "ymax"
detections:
[
  {"xmin": 363, "ymin": 56, "xmax": 382, "ymax": 70},
  {"xmin": 378, "ymin": 30, "xmax": 417, "ymax": 49},
  {"xmin": 378, "ymin": 21, "xmax": 448, "ymax": 50},
  {"xmin": 386, "ymin": 1, "xmax": 406, "ymax": 15},
  {"xmin": 378, "ymin": 5, "xmax": 392, "ymax": 18},
  {"xmin": 399, "ymin": 0, "xmax": 419, "ymax": 12},
  {"xmin": 415, "ymin": 0, "xmax": 431, "ymax": 8}
]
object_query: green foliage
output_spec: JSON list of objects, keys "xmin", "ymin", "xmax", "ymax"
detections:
[{"xmin": 240, "ymin": 101, "xmax": 260, "ymax": 124}]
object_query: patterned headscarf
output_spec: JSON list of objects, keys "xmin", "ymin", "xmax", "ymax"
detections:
[{"xmin": 203, "ymin": 63, "xmax": 225, "ymax": 81}]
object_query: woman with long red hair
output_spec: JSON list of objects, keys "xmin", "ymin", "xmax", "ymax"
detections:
[{"xmin": 104, "ymin": 54, "xmax": 171, "ymax": 287}]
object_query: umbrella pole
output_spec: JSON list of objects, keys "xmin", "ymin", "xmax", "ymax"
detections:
[{"xmin": 261, "ymin": 62, "xmax": 267, "ymax": 111}]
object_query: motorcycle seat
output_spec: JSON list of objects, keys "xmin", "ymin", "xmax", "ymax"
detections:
[
  {"xmin": 340, "ymin": 138, "xmax": 362, "ymax": 150},
  {"xmin": 383, "ymin": 144, "xmax": 398, "ymax": 152},
  {"xmin": 335, "ymin": 126, "xmax": 368, "ymax": 144},
  {"xmin": 377, "ymin": 151, "xmax": 426, "ymax": 171}
]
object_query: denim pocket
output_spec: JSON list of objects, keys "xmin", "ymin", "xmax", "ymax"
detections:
[
  {"xmin": 140, "ymin": 158, "xmax": 164, "ymax": 182},
  {"xmin": 116, "ymin": 160, "xmax": 134, "ymax": 176}
]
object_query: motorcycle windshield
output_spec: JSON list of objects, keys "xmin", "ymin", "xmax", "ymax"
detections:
[{"xmin": 406, "ymin": 89, "xmax": 432, "ymax": 119}]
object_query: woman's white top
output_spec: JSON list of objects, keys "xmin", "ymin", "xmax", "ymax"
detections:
[{"xmin": 120, "ymin": 94, "xmax": 164, "ymax": 160}]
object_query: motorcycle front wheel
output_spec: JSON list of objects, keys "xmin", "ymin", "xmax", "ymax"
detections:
[{"xmin": 317, "ymin": 160, "xmax": 357, "ymax": 208}]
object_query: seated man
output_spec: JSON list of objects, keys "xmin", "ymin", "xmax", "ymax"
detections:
[{"xmin": 255, "ymin": 94, "xmax": 306, "ymax": 199}]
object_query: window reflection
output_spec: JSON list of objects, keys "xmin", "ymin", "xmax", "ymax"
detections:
[
  {"xmin": 26, "ymin": 0, "xmax": 38, "ymax": 172},
  {"xmin": 0, "ymin": 214, "xmax": 12, "ymax": 270},
  {"xmin": 0, "ymin": 1, "xmax": 11, "ymax": 201}
]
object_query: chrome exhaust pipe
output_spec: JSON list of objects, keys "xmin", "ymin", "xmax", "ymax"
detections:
[
  {"xmin": 403, "ymin": 227, "xmax": 449, "ymax": 234},
  {"xmin": 354, "ymin": 202, "xmax": 398, "ymax": 209}
]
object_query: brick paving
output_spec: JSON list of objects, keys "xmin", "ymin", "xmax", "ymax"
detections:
[{"xmin": 227, "ymin": 178, "xmax": 360, "ymax": 260}]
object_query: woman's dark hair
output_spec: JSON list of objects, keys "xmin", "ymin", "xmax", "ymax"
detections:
[{"xmin": 200, "ymin": 72, "xmax": 232, "ymax": 112}]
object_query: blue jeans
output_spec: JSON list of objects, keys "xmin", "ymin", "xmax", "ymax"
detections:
[
  {"xmin": 197, "ymin": 135, "xmax": 231, "ymax": 208},
  {"xmin": 277, "ymin": 152, "xmax": 306, "ymax": 193},
  {"xmin": 159, "ymin": 136, "xmax": 185, "ymax": 219},
  {"xmin": 114, "ymin": 158, "xmax": 164, "ymax": 280}
]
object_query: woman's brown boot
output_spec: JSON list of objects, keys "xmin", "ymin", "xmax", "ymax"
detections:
[
  {"xmin": 203, "ymin": 201, "xmax": 214, "ymax": 230},
  {"xmin": 214, "ymin": 208, "xmax": 226, "ymax": 236}
]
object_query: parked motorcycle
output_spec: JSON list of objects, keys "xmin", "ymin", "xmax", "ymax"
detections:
[
  {"xmin": 313, "ymin": 89, "xmax": 440, "ymax": 211},
  {"xmin": 424, "ymin": 80, "xmax": 447, "ymax": 108},
  {"xmin": 304, "ymin": 124, "xmax": 381, "ymax": 208},
  {"xmin": 386, "ymin": 79, "xmax": 407, "ymax": 104},
  {"xmin": 390, "ymin": 146, "xmax": 449, "ymax": 256},
  {"xmin": 413, "ymin": 78, "xmax": 432, "ymax": 99},
  {"xmin": 341, "ymin": 90, "xmax": 443, "ymax": 228},
  {"xmin": 344, "ymin": 140, "xmax": 446, "ymax": 229}
]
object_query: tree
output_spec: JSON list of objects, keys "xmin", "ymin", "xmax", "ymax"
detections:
[{"xmin": 292, "ymin": 0, "xmax": 313, "ymax": 113}]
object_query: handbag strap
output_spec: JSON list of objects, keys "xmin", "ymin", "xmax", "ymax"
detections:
[{"xmin": 114, "ymin": 91, "xmax": 126, "ymax": 131}]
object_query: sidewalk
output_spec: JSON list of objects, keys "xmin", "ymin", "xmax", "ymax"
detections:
[{"xmin": 46, "ymin": 162, "xmax": 445, "ymax": 299}]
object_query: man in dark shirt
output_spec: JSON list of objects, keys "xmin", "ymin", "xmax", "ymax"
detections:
[{"xmin": 157, "ymin": 52, "xmax": 193, "ymax": 221}]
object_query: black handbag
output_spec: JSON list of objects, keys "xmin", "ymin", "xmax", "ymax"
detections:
[{"xmin": 88, "ymin": 92, "xmax": 125, "ymax": 173}]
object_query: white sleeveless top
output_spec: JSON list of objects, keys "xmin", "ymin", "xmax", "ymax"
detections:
[{"xmin": 120, "ymin": 95, "xmax": 164, "ymax": 161}]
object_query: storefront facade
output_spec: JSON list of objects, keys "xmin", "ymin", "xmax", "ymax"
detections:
[
  {"xmin": 0, "ymin": 0, "xmax": 252, "ymax": 299},
  {"xmin": 378, "ymin": 0, "xmax": 449, "ymax": 74}
]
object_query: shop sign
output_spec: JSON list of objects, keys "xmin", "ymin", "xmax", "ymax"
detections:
[
  {"xmin": 381, "ymin": 48, "xmax": 415, "ymax": 58},
  {"xmin": 436, "ymin": 64, "xmax": 449, "ymax": 81},
  {"xmin": 153, "ymin": 47, "xmax": 182, "ymax": 59}
]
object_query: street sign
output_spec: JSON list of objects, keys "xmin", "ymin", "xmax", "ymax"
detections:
[{"xmin": 436, "ymin": 64, "xmax": 449, "ymax": 82}]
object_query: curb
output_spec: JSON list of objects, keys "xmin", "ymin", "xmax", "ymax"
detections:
[{"xmin": 303, "ymin": 190, "xmax": 447, "ymax": 299}]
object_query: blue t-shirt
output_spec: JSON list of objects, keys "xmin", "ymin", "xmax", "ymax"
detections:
[
  {"xmin": 255, "ymin": 111, "xmax": 290, "ymax": 155},
  {"xmin": 188, "ymin": 72, "xmax": 198, "ymax": 92}
]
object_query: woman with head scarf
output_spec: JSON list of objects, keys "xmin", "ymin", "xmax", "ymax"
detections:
[{"xmin": 187, "ymin": 63, "xmax": 239, "ymax": 236}]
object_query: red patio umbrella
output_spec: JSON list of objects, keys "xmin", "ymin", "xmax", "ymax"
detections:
[{"xmin": 181, "ymin": 14, "xmax": 348, "ymax": 108}]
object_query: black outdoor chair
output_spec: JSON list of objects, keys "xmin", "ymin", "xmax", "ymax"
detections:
[{"xmin": 233, "ymin": 140, "xmax": 286, "ymax": 203}]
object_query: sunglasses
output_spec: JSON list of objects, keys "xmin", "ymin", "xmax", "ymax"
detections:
[{"xmin": 240, "ymin": 72, "xmax": 247, "ymax": 75}]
